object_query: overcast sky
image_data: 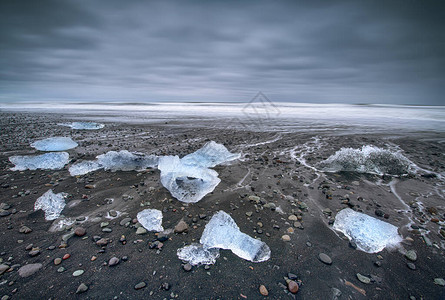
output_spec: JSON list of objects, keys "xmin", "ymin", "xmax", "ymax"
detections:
[{"xmin": 0, "ymin": 0, "xmax": 444, "ymax": 104}]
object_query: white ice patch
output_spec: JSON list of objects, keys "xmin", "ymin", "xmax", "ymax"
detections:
[
  {"xmin": 177, "ymin": 211, "xmax": 270, "ymax": 265},
  {"xmin": 31, "ymin": 137, "xmax": 78, "ymax": 151},
  {"xmin": 9, "ymin": 152, "xmax": 69, "ymax": 171},
  {"xmin": 158, "ymin": 156, "xmax": 221, "ymax": 203},
  {"xmin": 317, "ymin": 145, "xmax": 415, "ymax": 175},
  {"xmin": 34, "ymin": 190, "xmax": 68, "ymax": 221},
  {"xmin": 137, "ymin": 209, "xmax": 164, "ymax": 232},
  {"xmin": 69, "ymin": 150, "xmax": 159, "ymax": 175},
  {"xmin": 177, "ymin": 244, "xmax": 220, "ymax": 266},
  {"xmin": 333, "ymin": 208, "xmax": 403, "ymax": 253},
  {"xmin": 181, "ymin": 141, "xmax": 241, "ymax": 168},
  {"xmin": 59, "ymin": 122, "xmax": 104, "ymax": 130}
]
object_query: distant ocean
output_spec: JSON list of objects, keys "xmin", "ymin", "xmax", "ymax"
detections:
[{"xmin": 1, "ymin": 102, "xmax": 444, "ymax": 134}]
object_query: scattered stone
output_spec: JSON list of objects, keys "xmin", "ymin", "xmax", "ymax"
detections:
[
  {"xmin": 405, "ymin": 250, "xmax": 417, "ymax": 262},
  {"xmin": 96, "ymin": 238, "xmax": 108, "ymax": 246},
  {"xmin": 183, "ymin": 263, "xmax": 192, "ymax": 272},
  {"xmin": 0, "ymin": 264, "xmax": 9, "ymax": 275},
  {"xmin": 135, "ymin": 282, "xmax": 146, "ymax": 290},
  {"xmin": 91, "ymin": 256, "xmax": 97, "ymax": 261},
  {"xmin": 19, "ymin": 225, "xmax": 32, "ymax": 234},
  {"xmin": 288, "ymin": 280, "xmax": 299, "ymax": 294},
  {"xmin": 318, "ymin": 253, "xmax": 332, "ymax": 265},
  {"xmin": 281, "ymin": 235, "xmax": 291, "ymax": 242},
  {"xmin": 407, "ymin": 262, "xmax": 416, "ymax": 270},
  {"xmin": 73, "ymin": 270, "xmax": 84, "ymax": 277},
  {"xmin": 84, "ymin": 184, "xmax": 95, "ymax": 189},
  {"xmin": 54, "ymin": 258, "xmax": 62, "ymax": 265},
  {"xmin": 434, "ymin": 278, "xmax": 445, "ymax": 286},
  {"xmin": 245, "ymin": 211, "xmax": 253, "ymax": 217},
  {"xmin": 161, "ymin": 282, "xmax": 170, "ymax": 290},
  {"xmin": 136, "ymin": 227, "xmax": 147, "ymax": 235},
  {"xmin": 74, "ymin": 227, "xmax": 86, "ymax": 237},
  {"xmin": 374, "ymin": 261, "xmax": 382, "ymax": 267},
  {"xmin": 109, "ymin": 210, "xmax": 118, "ymax": 217},
  {"xmin": 375, "ymin": 209, "xmax": 384, "ymax": 217},
  {"xmin": 18, "ymin": 263, "xmax": 42, "ymax": 278},
  {"xmin": 25, "ymin": 244, "xmax": 33, "ymax": 251},
  {"xmin": 100, "ymin": 222, "xmax": 109, "ymax": 228},
  {"xmin": 120, "ymin": 218, "xmax": 132, "ymax": 226},
  {"xmin": 76, "ymin": 283, "xmax": 88, "ymax": 294},
  {"xmin": 63, "ymin": 253, "xmax": 71, "ymax": 260},
  {"xmin": 259, "ymin": 284, "xmax": 269, "ymax": 296},
  {"xmin": 322, "ymin": 208, "xmax": 332, "ymax": 216},
  {"xmin": 288, "ymin": 273, "xmax": 298, "ymax": 280},
  {"xmin": 102, "ymin": 228, "xmax": 112, "ymax": 233},
  {"xmin": 288, "ymin": 215, "xmax": 298, "ymax": 221},
  {"xmin": 248, "ymin": 195, "xmax": 260, "ymax": 202},
  {"xmin": 357, "ymin": 273, "xmax": 371, "ymax": 284},
  {"xmin": 28, "ymin": 249, "xmax": 40, "ymax": 257},
  {"xmin": 57, "ymin": 267, "xmax": 65, "ymax": 273},
  {"xmin": 108, "ymin": 257, "xmax": 120, "ymax": 266},
  {"xmin": 199, "ymin": 214, "xmax": 207, "ymax": 219},
  {"xmin": 174, "ymin": 220, "xmax": 189, "ymax": 234}
]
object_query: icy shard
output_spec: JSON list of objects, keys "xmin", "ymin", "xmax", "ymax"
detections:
[
  {"xmin": 333, "ymin": 208, "xmax": 402, "ymax": 253},
  {"xmin": 69, "ymin": 150, "xmax": 159, "ymax": 176},
  {"xmin": 158, "ymin": 156, "xmax": 221, "ymax": 203},
  {"xmin": 181, "ymin": 141, "xmax": 241, "ymax": 168},
  {"xmin": 317, "ymin": 145, "xmax": 414, "ymax": 175},
  {"xmin": 9, "ymin": 152, "xmax": 69, "ymax": 171},
  {"xmin": 59, "ymin": 122, "xmax": 104, "ymax": 130},
  {"xmin": 177, "ymin": 244, "xmax": 220, "ymax": 266},
  {"xmin": 34, "ymin": 190, "xmax": 68, "ymax": 221},
  {"xmin": 200, "ymin": 211, "xmax": 271, "ymax": 262},
  {"xmin": 31, "ymin": 137, "xmax": 78, "ymax": 151},
  {"xmin": 137, "ymin": 209, "xmax": 164, "ymax": 232}
]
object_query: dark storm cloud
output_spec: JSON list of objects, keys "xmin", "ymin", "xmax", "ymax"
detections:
[{"xmin": 0, "ymin": 0, "xmax": 444, "ymax": 104}]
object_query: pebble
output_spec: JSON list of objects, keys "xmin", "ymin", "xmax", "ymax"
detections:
[
  {"xmin": 183, "ymin": 263, "xmax": 192, "ymax": 272},
  {"xmin": 407, "ymin": 262, "xmax": 416, "ymax": 270},
  {"xmin": 102, "ymin": 228, "xmax": 112, "ymax": 233},
  {"xmin": 287, "ymin": 227, "xmax": 294, "ymax": 234},
  {"xmin": 91, "ymin": 256, "xmax": 97, "ymax": 261},
  {"xmin": 19, "ymin": 225, "xmax": 32, "ymax": 234},
  {"xmin": 54, "ymin": 258, "xmax": 62, "ymax": 265},
  {"xmin": 434, "ymin": 278, "xmax": 445, "ymax": 286},
  {"xmin": 28, "ymin": 249, "xmax": 40, "ymax": 257},
  {"xmin": 405, "ymin": 250, "xmax": 417, "ymax": 262},
  {"xmin": 281, "ymin": 235, "xmax": 291, "ymax": 242},
  {"xmin": 73, "ymin": 270, "xmax": 84, "ymax": 277},
  {"xmin": 109, "ymin": 257, "xmax": 120, "ymax": 266},
  {"xmin": 136, "ymin": 227, "xmax": 147, "ymax": 235},
  {"xmin": 120, "ymin": 218, "xmax": 132, "ymax": 226},
  {"xmin": 2, "ymin": 295, "xmax": 10, "ymax": 300},
  {"xmin": 76, "ymin": 283, "xmax": 88, "ymax": 294},
  {"xmin": 63, "ymin": 253, "xmax": 71, "ymax": 260},
  {"xmin": 318, "ymin": 253, "xmax": 332, "ymax": 265},
  {"xmin": 74, "ymin": 227, "xmax": 86, "ymax": 237},
  {"xmin": 259, "ymin": 284, "xmax": 268, "ymax": 296},
  {"xmin": 96, "ymin": 238, "xmax": 108, "ymax": 246},
  {"xmin": 18, "ymin": 263, "xmax": 42, "ymax": 278},
  {"xmin": 287, "ymin": 280, "xmax": 299, "ymax": 293},
  {"xmin": 109, "ymin": 210, "xmax": 118, "ymax": 217},
  {"xmin": 174, "ymin": 220, "xmax": 189, "ymax": 234},
  {"xmin": 100, "ymin": 222, "xmax": 109, "ymax": 228},
  {"xmin": 57, "ymin": 267, "xmax": 65, "ymax": 273},
  {"xmin": 161, "ymin": 282, "xmax": 170, "ymax": 290},
  {"xmin": 245, "ymin": 211, "xmax": 253, "ymax": 217},
  {"xmin": 357, "ymin": 273, "xmax": 371, "ymax": 284},
  {"xmin": 0, "ymin": 264, "xmax": 9, "ymax": 275},
  {"xmin": 134, "ymin": 282, "xmax": 146, "ymax": 290}
]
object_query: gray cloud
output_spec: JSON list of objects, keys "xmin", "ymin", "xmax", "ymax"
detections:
[{"xmin": 0, "ymin": 0, "xmax": 444, "ymax": 104}]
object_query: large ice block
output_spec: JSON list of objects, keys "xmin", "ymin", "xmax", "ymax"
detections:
[
  {"xmin": 137, "ymin": 209, "xmax": 164, "ymax": 232},
  {"xmin": 317, "ymin": 145, "xmax": 413, "ymax": 175},
  {"xmin": 59, "ymin": 122, "xmax": 104, "ymax": 130},
  {"xmin": 177, "ymin": 244, "xmax": 220, "ymax": 266},
  {"xmin": 9, "ymin": 152, "xmax": 70, "ymax": 171},
  {"xmin": 158, "ymin": 156, "xmax": 221, "ymax": 203},
  {"xmin": 31, "ymin": 137, "xmax": 78, "ymax": 151},
  {"xmin": 69, "ymin": 150, "xmax": 159, "ymax": 175},
  {"xmin": 34, "ymin": 190, "xmax": 68, "ymax": 221},
  {"xmin": 200, "ymin": 211, "xmax": 271, "ymax": 262},
  {"xmin": 181, "ymin": 141, "xmax": 241, "ymax": 168},
  {"xmin": 333, "ymin": 208, "xmax": 402, "ymax": 253}
]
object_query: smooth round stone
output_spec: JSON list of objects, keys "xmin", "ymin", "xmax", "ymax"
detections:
[
  {"xmin": 319, "ymin": 253, "xmax": 332, "ymax": 265},
  {"xmin": 288, "ymin": 280, "xmax": 299, "ymax": 293},
  {"xmin": 259, "ymin": 284, "xmax": 268, "ymax": 296},
  {"xmin": 434, "ymin": 278, "xmax": 445, "ymax": 286},
  {"xmin": 407, "ymin": 262, "xmax": 416, "ymax": 270},
  {"xmin": 18, "ymin": 263, "xmax": 42, "ymax": 278},
  {"xmin": 183, "ymin": 263, "xmax": 192, "ymax": 272},
  {"xmin": 108, "ymin": 257, "xmax": 120, "ymax": 266},
  {"xmin": 74, "ymin": 227, "xmax": 86, "ymax": 237},
  {"xmin": 57, "ymin": 267, "xmax": 65, "ymax": 273},
  {"xmin": 405, "ymin": 250, "xmax": 417, "ymax": 262},
  {"xmin": 136, "ymin": 227, "xmax": 147, "ymax": 235},
  {"xmin": 288, "ymin": 215, "xmax": 298, "ymax": 221},
  {"xmin": 73, "ymin": 270, "xmax": 84, "ymax": 277},
  {"xmin": 281, "ymin": 235, "xmax": 291, "ymax": 242},
  {"xmin": 134, "ymin": 282, "xmax": 146, "ymax": 290},
  {"xmin": 102, "ymin": 228, "xmax": 112, "ymax": 233},
  {"xmin": 76, "ymin": 283, "xmax": 88, "ymax": 294},
  {"xmin": 357, "ymin": 273, "xmax": 371, "ymax": 284},
  {"xmin": 54, "ymin": 258, "xmax": 62, "ymax": 265}
]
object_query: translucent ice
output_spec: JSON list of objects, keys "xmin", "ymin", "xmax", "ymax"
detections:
[
  {"xmin": 31, "ymin": 137, "xmax": 78, "ymax": 151},
  {"xmin": 137, "ymin": 209, "xmax": 164, "ymax": 232},
  {"xmin": 317, "ymin": 145, "xmax": 414, "ymax": 175},
  {"xmin": 59, "ymin": 122, "xmax": 104, "ymax": 130},
  {"xmin": 177, "ymin": 244, "xmax": 220, "ymax": 266},
  {"xmin": 181, "ymin": 141, "xmax": 241, "ymax": 168},
  {"xmin": 333, "ymin": 208, "xmax": 402, "ymax": 253},
  {"xmin": 34, "ymin": 190, "xmax": 68, "ymax": 221},
  {"xmin": 9, "ymin": 152, "xmax": 69, "ymax": 171},
  {"xmin": 158, "ymin": 156, "xmax": 221, "ymax": 203},
  {"xmin": 200, "ymin": 211, "xmax": 271, "ymax": 262},
  {"xmin": 69, "ymin": 150, "xmax": 159, "ymax": 175}
]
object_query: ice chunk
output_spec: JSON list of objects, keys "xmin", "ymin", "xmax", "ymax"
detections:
[
  {"xmin": 158, "ymin": 156, "xmax": 221, "ymax": 203},
  {"xmin": 9, "ymin": 152, "xmax": 69, "ymax": 171},
  {"xmin": 59, "ymin": 122, "xmax": 104, "ymax": 130},
  {"xmin": 333, "ymin": 208, "xmax": 402, "ymax": 253},
  {"xmin": 34, "ymin": 190, "xmax": 68, "ymax": 221},
  {"xmin": 317, "ymin": 145, "xmax": 414, "ymax": 175},
  {"xmin": 177, "ymin": 244, "xmax": 220, "ymax": 266},
  {"xmin": 181, "ymin": 141, "xmax": 241, "ymax": 168},
  {"xmin": 69, "ymin": 150, "xmax": 159, "ymax": 176},
  {"xmin": 137, "ymin": 209, "xmax": 163, "ymax": 232},
  {"xmin": 200, "ymin": 211, "xmax": 271, "ymax": 262},
  {"xmin": 31, "ymin": 137, "xmax": 78, "ymax": 151}
]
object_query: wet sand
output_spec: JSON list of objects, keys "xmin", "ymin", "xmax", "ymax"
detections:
[{"xmin": 0, "ymin": 111, "xmax": 444, "ymax": 299}]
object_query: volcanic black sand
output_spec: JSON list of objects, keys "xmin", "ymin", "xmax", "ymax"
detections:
[{"xmin": 0, "ymin": 111, "xmax": 444, "ymax": 299}]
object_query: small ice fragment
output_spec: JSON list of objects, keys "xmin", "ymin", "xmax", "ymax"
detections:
[
  {"xmin": 34, "ymin": 190, "xmax": 68, "ymax": 221},
  {"xmin": 158, "ymin": 156, "xmax": 221, "ymax": 203},
  {"xmin": 200, "ymin": 211, "xmax": 271, "ymax": 262},
  {"xmin": 333, "ymin": 208, "xmax": 403, "ymax": 253},
  {"xmin": 9, "ymin": 152, "xmax": 69, "ymax": 171},
  {"xmin": 31, "ymin": 137, "xmax": 78, "ymax": 151},
  {"xmin": 177, "ymin": 244, "xmax": 220, "ymax": 266},
  {"xmin": 59, "ymin": 122, "xmax": 104, "ymax": 130},
  {"xmin": 181, "ymin": 141, "xmax": 241, "ymax": 168},
  {"xmin": 317, "ymin": 145, "xmax": 414, "ymax": 175},
  {"xmin": 137, "ymin": 209, "xmax": 164, "ymax": 232}
]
